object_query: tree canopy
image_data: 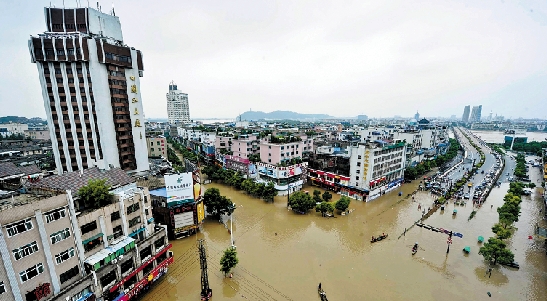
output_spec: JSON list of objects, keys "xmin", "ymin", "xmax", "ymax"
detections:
[
  {"xmin": 77, "ymin": 179, "xmax": 113, "ymax": 210},
  {"xmin": 203, "ymin": 188, "xmax": 235, "ymax": 219},
  {"xmin": 316, "ymin": 201, "xmax": 334, "ymax": 217},
  {"xmin": 335, "ymin": 196, "xmax": 351, "ymax": 212},
  {"xmin": 478, "ymin": 237, "xmax": 514, "ymax": 265},
  {"xmin": 288, "ymin": 191, "xmax": 316, "ymax": 213},
  {"xmin": 220, "ymin": 247, "xmax": 239, "ymax": 276}
]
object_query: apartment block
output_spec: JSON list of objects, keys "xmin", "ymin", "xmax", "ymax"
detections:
[
  {"xmin": 230, "ymin": 134, "xmax": 261, "ymax": 159},
  {"xmin": 146, "ymin": 136, "xmax": 167, "ymax": 158},
  {"xmin": 259, "ymin": 135, "xmax": 313, "ymax": 165},
  {"xmin": 29, "ymin": 7, "xmax": 148, "ymax": 174},
  {"xmin": 349, "ymin": 141, "xmax": 406, "ymax": 201}
]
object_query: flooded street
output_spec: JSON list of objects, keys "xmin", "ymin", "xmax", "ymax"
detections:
[{"xmin": 141, "ymin": 176, "xmax": 547, "ymax": 301}]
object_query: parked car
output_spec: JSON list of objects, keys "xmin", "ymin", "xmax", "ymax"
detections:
[{"xmin": 501, "ymin": 261, "xmax": 520, "ymax": 269}]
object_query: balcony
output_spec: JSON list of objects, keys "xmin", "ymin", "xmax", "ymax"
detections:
[{"xmin": 84, "ymin": 236, "xmax": 136, "ymax": 272}]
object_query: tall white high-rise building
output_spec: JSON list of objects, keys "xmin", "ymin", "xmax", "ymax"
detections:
[
  {"xmin": 166, "ymin": 81, "xmax": 190, "ymax": 124},
  {"xmin": 29, "ymin": 6, "xmax": 149, "ymax": 174},
  {"xmin": 469, "ymin": 105, "xmax": 482, "ymax": 122}
]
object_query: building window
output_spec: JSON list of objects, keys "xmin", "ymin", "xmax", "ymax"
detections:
[
  {"xmin": 112, "ymin": 225, "xmax": 123, "ymax": 239},
  {"xmin": 140, "ymin": 245, "xmax": 152, "ymax": 260},
  {"xmin": 154, "ymin": 237, "xmax": 165, "ymax": 250},
  {"xmin": 19, "ymin": 263, "xmax": 44, "ymax": 283},
  {"xmin": 111, "ymin": 211, "xmax": 121, "ymax": 221},
  {"xmin": 0, "ymin": 281, "xmax": 5, "ymax": 294},
  {"xmin": 127, "ymin": 203, "xmax": 140, "ymax": 214},
  {"xmin": 55, "ymin": 248, "xmax": 75, "ymax": 265},
  {"xmin": 12, "ymin": 241, "xmax": 39, "ymax": 261},
  {"xmin": 80, "ymin": 221, "xmax": 97, "ymax": 234},
  {"xmin": 151, "ymin": 147, "xmax": 154, "ymax": 151},
  {"xmin": 100, "ymin": 270, "xmax": 117, "ymax": 288},
  {"xmin": 50, "ymin": 228, "xmax": 71, "ymax": 244},
  {"xmin": 358, "ymin": 155, "xmax": 362, "ymax": 159},
  {"xmin": 120, "ymin": 259, "xmax": 133, "ymax": 274},
  {"xmin": 6, "ymin": 218, "xmax": 33, "ymax": 237},
  {"xmin": 129, "ymin": 216, "xmax": 141, "ymax": 227},
  {"xmin": 357, "ymin": 162, "xmax": 361, "ymax": 167},
  {"xmin": 45, "ymin": 208, "xmax": 66, "ymax": 223},
  {"xmin": 356, "ymin": 170, "xmax": 360, "ymax": 174},
  {"xmin": 355, "ymin": 176, "xmax": 360, "ymax": 180},
  {"xmin": 83, "ymin": 236, "xmax": 103, "ymax": 252},
  {"xmin": 59, "ymin": 266, "xmax": 79, "ymax": 284}
]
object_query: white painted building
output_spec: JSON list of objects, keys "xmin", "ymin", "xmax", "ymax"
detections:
[
  {"xmin": 349, "ymin": 141, "xmax": 406, "ymax": 201},
  {"xmin": 166, "ymin": 81, "xmax": 190, "ymax": 124},
  {"xmin": 0, "ymin": 123, "xmax": 28, "ymax": 137},
  {"xmin": 28, "ymin": 7, "xmax": 148, "ymax": 174}
]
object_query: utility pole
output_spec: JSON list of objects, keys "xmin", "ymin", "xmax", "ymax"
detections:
[
  {"xmin": 446, "ymin": 232, "xmax": 453, "ymax": 254},
  {"xmin": 198, "ymin": 239, "xmax": 212, "ymax": 300},
  {"xmin": 287, "ymin": 183, "xmax": 291, "ymax": 208}
]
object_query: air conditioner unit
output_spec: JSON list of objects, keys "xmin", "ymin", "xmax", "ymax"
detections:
[
  {"xmin": 124, "ymin": 289, "xmax": 129, "ymax": 294},
  {"xmin": 111, "ymin": 259, "xmax": 118, "ymax": 264},
  {"xmin": 119, "ymin": 255, "xmax": 124, "ymax": 260}
]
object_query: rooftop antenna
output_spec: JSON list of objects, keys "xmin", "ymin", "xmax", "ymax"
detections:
[{"xmin": 111, "ymin": 2, "xmax": 115, "ymax": 16}]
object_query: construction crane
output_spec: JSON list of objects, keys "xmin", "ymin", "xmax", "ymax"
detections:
[{"xmin": 198, "ymin": 239, "xmax": 212, "ymax": 300}]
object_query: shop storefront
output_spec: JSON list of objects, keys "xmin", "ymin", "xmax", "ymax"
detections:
[{"xmin": 109, "ymin": 246, "xmax": 173, "ymax": 301}]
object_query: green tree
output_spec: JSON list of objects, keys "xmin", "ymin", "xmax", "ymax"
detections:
[
  {"xmin": 492, "ymin": 223, "xmax": 512, "ymax": 239},
  {"xmin": 263, "ymin": 182, "xmax": 278, "ymax": 202},
  {"xmin": 322, "ymin": 191, "xmax": 333, "ymax": 202},
  {"xmin": 335, "ymin": 196, "xmax": 351, "ymax": 212},
  {"xmin": 220, "ymin": 247, "xmax": 239, "ymax": 276},
  {"xmin": 203, "ymin": 188, "xmax": 235, "ymax": 219},
  {"xmin": 312, "ymin": 190, "xmax": 322, "ymax": 203},
  {"xmin": 316, "ymin": 201, "xmax": 335, "ymax": 217},
  {"xmin": 77, "ymin": 179, "xmax": 113, "ymax": 209},
  {"xmin": 478, "ymin": 237, "xmax": 514, "ymax": 265},
  {"xmin": 288, "ymin": 191, "xmax": 315, "ymax": 213},
  {"xmin": 241, "ymin": 179, "xmax": 255, "ymax": 194}
]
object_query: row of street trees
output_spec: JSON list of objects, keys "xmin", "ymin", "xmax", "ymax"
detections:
[
  {"xmin": 479, "ymin": 182, "xmax": 525, "ymax": 265},
  {"xmin": 404, "ymin": 138, "xmax": 461, "ymax": 181},
  {"xmin": 288, "ymin": 191, "xmax": 351, "ymax": 215},
  {"xmin": 203, "ymin": 164, "xmax": 278, "ymax": 201},
  {"xmin": 514, "ymin": 153, "xmax": 527, "ymax": 179}
]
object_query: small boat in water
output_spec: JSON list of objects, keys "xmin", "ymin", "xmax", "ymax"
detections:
[{"xmin": 371, "ymin": 234, "xmax": 388, "ymax": 243}]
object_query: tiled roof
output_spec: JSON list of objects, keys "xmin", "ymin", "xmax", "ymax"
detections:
[
  {"xmin": 27, "ymin": 167, "xmax": 134, "ymax": 193},
  {"xmin": 0, "ymin": 162, "xmax": 41, "ymax": 178}
]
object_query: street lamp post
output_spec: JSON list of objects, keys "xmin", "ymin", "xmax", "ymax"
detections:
[{"xmin": 229, "ymin": 204, "xmax": 236, "ymax": 248}]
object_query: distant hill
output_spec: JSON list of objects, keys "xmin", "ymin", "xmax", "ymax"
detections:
[
  {"xmin": 238, "ymin": 110, "xmax": 333, "ymax": 121},
  {"xmin": 0, "ymin": 116, "xmax": 46, "ymax": 124}
]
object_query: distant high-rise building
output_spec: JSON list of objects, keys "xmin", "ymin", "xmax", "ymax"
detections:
[
  {"xmin": 166, "ymin": 81, "xmax": 190, "ymax": 124},
  {"xmin": 29, "ymin": 7, "xmax": 148, "ymax": 174},
  {"xmin": 462, "ymin": 105, "xmax": 471, "ymax": 123},
  {"xmin": 450, "ymin": 115, "xmax": 457, "ymax": 120},
  {"xmin": 357, "ymin": 115, "xmax": 368, "ymax": 121},
  {"xmin": 414, "ymin": 111, "xmax": 420, "ymax": 120},
  {"xmin": 469, "ymin": 105, "xmax": 482, "ymax": 122}
]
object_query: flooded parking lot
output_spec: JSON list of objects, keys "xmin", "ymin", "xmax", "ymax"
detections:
[{"xmin": 141, "ymin": 176, "xmax": 547, "ymax": 301}]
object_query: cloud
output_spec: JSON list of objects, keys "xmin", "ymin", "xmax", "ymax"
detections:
[{"xmin": 1, "ymin": 0, "xmax": 546, "ymax": 119}]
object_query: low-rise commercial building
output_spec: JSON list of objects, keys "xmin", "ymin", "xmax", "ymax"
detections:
[{"xmin": 146, "ymin": 136, "xmax": 167, "ymax": 158}]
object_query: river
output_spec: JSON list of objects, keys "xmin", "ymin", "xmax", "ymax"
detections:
[
  {"xmin": 470, "ymin": 130, "xmax": 547, "ymax": 144},
  {"xmin": 140, "ymin": 174, "xmax": 547, "ymax": 300}
]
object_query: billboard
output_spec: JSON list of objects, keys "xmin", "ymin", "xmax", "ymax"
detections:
[
  {"xmin": 174, "ymin": 211, "xmax": 194, "ymax": 228},
  {"xmin": 165, "ymin": 173, "xmax": 194, "ymax": 207}
]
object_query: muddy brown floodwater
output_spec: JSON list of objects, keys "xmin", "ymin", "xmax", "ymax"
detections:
[{"xmin": 140, "ymin": 177, "xmax": 547, "ymax": 301}]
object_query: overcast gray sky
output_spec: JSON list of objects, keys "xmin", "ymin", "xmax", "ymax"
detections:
[{"xmin": 1, "ymin": 0, "xmax": 546, "ymax": 119}]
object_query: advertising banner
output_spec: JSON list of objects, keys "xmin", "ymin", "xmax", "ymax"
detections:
[
  {"xmin": 164, "ymin": 173, "xmax": 194, "ymax": 207},
  {"xmin": 197, "ymin": 202, "xmax": 205, "ymax": 223}
]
